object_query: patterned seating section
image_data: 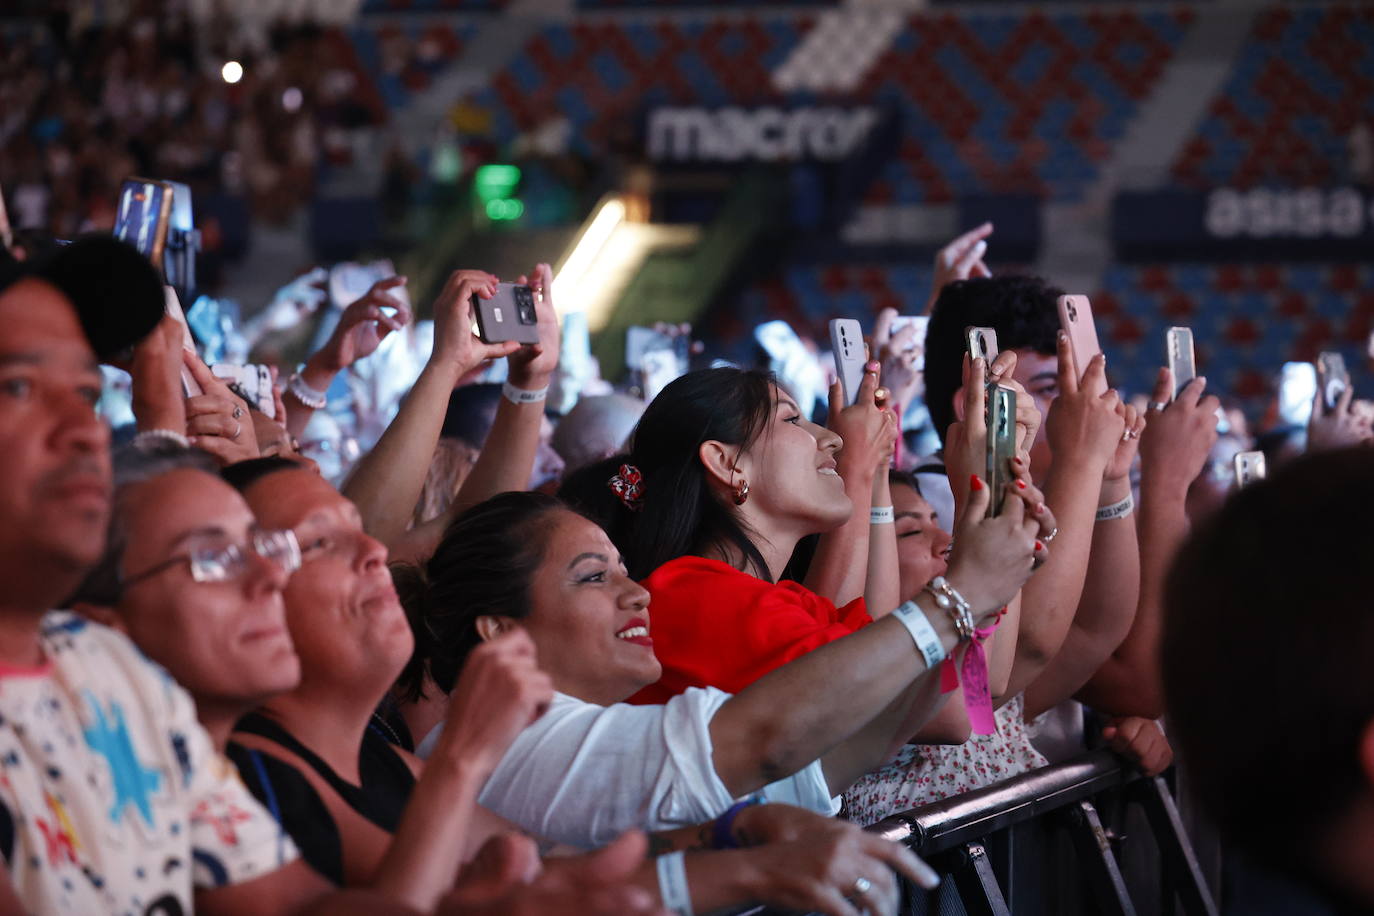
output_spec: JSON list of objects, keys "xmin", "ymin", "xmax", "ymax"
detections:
[
  {"xmin": 577, "ymin": 0, "xmax": 833, "ymax": 7},
  {"xmin": 349, "ymin": 20, "xmax": 478, "ymax": 111},
  {"xmin": 1094, "ymin": 263, "xmax": 1374, "ymax": 410},
  {"xmin": 1173, "ymin": 5, "xmax": 1374, "ymax": 188},
  {"xmin": 705, "ymin": 262, "xmax": 1374, "ymax": 417},
  {"xmin": 359, "ymin": 0, "xmax": 506, "ymax": 12},
  {"xmin": 859, "ymin": 8, "xmax": 1193, "ymax": 203},
  {"xmin": 472, "ymin": 16, "xmax": 814, "ymax": 154}
]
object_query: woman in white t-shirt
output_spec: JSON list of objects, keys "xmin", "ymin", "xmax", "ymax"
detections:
[{"xmin": 392, "ymin": 483, "xmax": 1048, "ymax": 849}]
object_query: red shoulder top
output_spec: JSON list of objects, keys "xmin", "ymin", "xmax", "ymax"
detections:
[{"xmin": 627, "ymin": 556, "xmax": 873, "ymax": 705}]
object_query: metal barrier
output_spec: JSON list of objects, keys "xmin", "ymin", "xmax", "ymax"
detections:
[{"xmin": 729, "ymin": 751, "xmax": 1218, "ymax": 916}]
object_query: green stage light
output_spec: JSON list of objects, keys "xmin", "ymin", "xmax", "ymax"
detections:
[{"xmin": 474, "ymin": 164, "xmax": 522, "ymax": 203}]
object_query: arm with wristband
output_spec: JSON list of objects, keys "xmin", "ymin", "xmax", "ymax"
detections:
[
  {"xmin": 340, "ymin": 270, "xmax": 520, "ymax": 549},
  {"xmin": 707, "ymin": 467, "xmax": 1052, "ymax": 799}
]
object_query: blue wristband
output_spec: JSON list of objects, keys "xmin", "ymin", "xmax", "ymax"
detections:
[{"xmin": 712, "ymin": 795, "xmax": 764, "ymax": 849}]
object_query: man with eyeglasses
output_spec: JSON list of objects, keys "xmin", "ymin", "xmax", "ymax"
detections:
[{"xmin": 0, "ymin": 238, "xmax": 401, "ymax": 914}]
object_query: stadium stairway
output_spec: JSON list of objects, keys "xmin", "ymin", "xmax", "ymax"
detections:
[{"xmin": 1038, "ymin": 1, "xmax": 1254, "ymax": 297}]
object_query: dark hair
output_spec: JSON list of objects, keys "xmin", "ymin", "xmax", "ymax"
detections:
[
  {"xmin": 441, "ymin": 383, "xmax": 504, "ymax": 448},
  {"xmin": 1162, "ymin": 447, "xmax": 1374, "ymax": 883},
  {"xmin": 68, "ymin": 442, "xmax": 220, "ymax": 607},
  {"xmin": 221, "ymin": 456, "xmax": 303, "ymax": 492},
  {"xmin": 394, "ymin": 491, "xmax": 567, "ymax": 703},
  {"xmin": 610, "ymin": 367, "xmax": 778, "ymax": 581},
  {"xmin": 557, "ymin": 455, "xmax": 637, "ymax": 550},
  {"xmin": 889, "ymin": 468, "xmax": 923, "ymax": 497},
  {"xmin": 924, "ymin": 275, "xmax": 1062, "ymax": 447}
]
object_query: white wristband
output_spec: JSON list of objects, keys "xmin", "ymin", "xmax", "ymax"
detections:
[
  {"xmin": 132, "ymin": 429, "xmax": 191, "ymax": 450},
  {"xmin": 892, "ymin": 600, "xmax": 949, "ymax": 670},
  {"xmin": 656, "ymin": 851, "xmax": 694, "ymax": 916},
  {"xmin": 502, "ymin": 382, "xmax": 548, "ymax": 406},
  {"xmin": 287, "ymin": 372, "xmax": 328, "ymax": 410},
  {"xmin": 1096, "ymin": 493, "xmax": 1134, "ymax": 522},
  {"xmin": 870, "ymin": 506, "xmax": 894, "ymax": 525}
]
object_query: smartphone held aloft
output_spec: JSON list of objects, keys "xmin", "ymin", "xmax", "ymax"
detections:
[
  {"xmin": 474, "ymin": 283, "xmax": 541, "ymax": 345},
  {"xmin": 829, "ymin": 318, "xmax": 867, "ymax": 407}
]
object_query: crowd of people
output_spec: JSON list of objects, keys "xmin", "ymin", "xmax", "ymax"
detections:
[{"xmin": 1, "ymin": 213, "xmax": 1372, "ymax": 916}]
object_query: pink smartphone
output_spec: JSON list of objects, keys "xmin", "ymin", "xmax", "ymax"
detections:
[{"xmin": 1057, "ymin": 294, "xmax": 1101, "ymax": 378}]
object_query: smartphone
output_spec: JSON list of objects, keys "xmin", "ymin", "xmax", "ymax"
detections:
[
  {"xmin": 1233, "ymin": 451, "xmax": 1266, "ymax": 489},
  {"xmin": 1057, "ymin": 294, "xmax": 1101, "ymax": 377},
  {"xmin": 1277, "ymin": 362, "xmax": 1317, "ymax": 427},
  {"xmin": 474, "ymin": 283, "xmax": 540, "ymax": 345},
  {"xmin": 329, "ymin": 260, "xmax": 411, "ymax": 317},
  {"xmin": 986, "ymin": 385, "xmax": 1017, "ymax": 517},
  {"xmin": 212, "ymin": 363, "xmax": 275, "ymax": 418},
  {"xmin": 829, "ymin": 318, "xmax": 867, "ymax": 407},
  {"xmin": 1166, "ymin": 327, "xmax": 1196, "ymax": 400},
  {"xmin": 755, "ymin": 319, "xmax": 822, "ymax": 420},
  {"xmin": 114, "ymin": 178, "xmax": 173, "ymax": 267},
  {"xmin": 626, "ymin": 325, "xmax": 689, "ymax": 373},
  {"xmin": 964, "ymin": 326, "xmax": 998, "ymax": 366},
  {"xmin": 1317, "ymin": 351, "xmax": 1349, "ymax": 410},
  {"xmin": 162, "ymin": 286, "xmax": 203, "ymax": 398}
]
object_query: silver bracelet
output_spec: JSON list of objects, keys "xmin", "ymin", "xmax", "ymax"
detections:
[
  {"xmin": 132, "ymin": 429, "xmax": 190, "ymax": 450},
  {"xmin": 287, "ymin": 372, "xmax": 328, "ymax": 410},
  {"xmin": 1096, "ymin": 493, "xmax": 1135, "ymax": 522},
  {"xmin": 655, "ymin": 851, "xmax": 694, "ymax": 916},
  {"xmin": 892, "ymin": 599, "xmax": 949, "ymax": 669},
  {"xmin": 502, "ymin": 381, "xmax": 548, "ymax": 406},
  {"xmin": 924, "ymin": 576, "xmax": 976, "ymax": 641},
  {"xmin": 870, "ymin": 505, "xmax": 894, "ymax": 525}
]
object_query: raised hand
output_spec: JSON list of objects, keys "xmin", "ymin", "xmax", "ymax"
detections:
[
  {"xmin": 925, "ymin": 223, "xmax": 993, "ymax": 312},
  {"xmin": 1103, "ymin": 399, "xmax": 1145, "ymax": 483},
  {"xmin": 871, "ymin": 308, "xmax": 922, "ymax": 411},
  {"xmin": 987, "ymin": 350, "xmax": 1043, "ymax": 461},
  {"xmin": 1044, "ymin": 332, "xmax": 1125, "ymax": 475},
  {"xmin": 506, "ymin": 263, "xmax": 561, "ymax": 390},
  {"xmin": 313, "ymin": 276, "xmax": 412, "ymax": 374},
  {"xmin": 183, "ymin": 354, "xmax": 261, "ymax": 465},
  {"xmin": 1139, "ymin": 368, "xmax": 1218, "ymax": 496},
  {"xmin": 944, "ymin": 471, "xmax": 1053, "ymax": 622},
  {"xmin": 1308, "ymin": 368, "xmax": 1373, "ymax": 452},
  {"xmin": 430, "ymin": 270, "xmax": 523, "ymax": 380},
  {"xmin": 435, "ymin": 627, "xmax": 554, "ymax": 778},
  {"xmin": 827, "ymin": 362, "xmax": 898, "ymax": 476},
  {"xmin": 127, "ymin": 313, "xmax": 190, "ymax": 433}
]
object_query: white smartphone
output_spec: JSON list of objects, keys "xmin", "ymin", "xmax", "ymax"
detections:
[
  {"xmin": 829, "ymin": 318, "xmax": 867, "ymax": 407},
  {"xmin": 1233, "ymin": 451, "xmax": 1266, "ymax": 489},
  {"xmin": 1057, "ymin": 294, "xmax": 1101, "ymax": 377},
  {"xmin": 162, "ymin": 285, "xmax": 202, "ymax": 398}
]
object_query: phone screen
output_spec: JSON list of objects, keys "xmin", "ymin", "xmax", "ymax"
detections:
[
  {"xmin": 986, "ymin": 385, "xmax": 1016, "ymax": 517},
  {"xmin": 114, "ymin": 179, "xmax": 170, "ymax": 262}
]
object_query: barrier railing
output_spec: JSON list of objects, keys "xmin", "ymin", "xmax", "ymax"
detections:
[{"xmin": 728, "ymin": 751, "xmax": 1218, "ymax": 916}]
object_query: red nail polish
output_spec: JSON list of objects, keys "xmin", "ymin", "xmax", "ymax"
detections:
[
  {"xmin": 970, "ymin": 475, "xmax": 983, "ymax": 491},
  {"xmin": 1015, "ymin": 479, "xmax": 1027, "ymax": 490},
  {"xmin": 1034, "ymin": 503, "xmax": 1045, "ymax": 514},
  {"xmin": 1035, "ymin": 540, "xmax": 1045, "ymax": 551}
]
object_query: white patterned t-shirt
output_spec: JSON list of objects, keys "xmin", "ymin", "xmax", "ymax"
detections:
[{"xmin": 0, "ymin": 612, "xmax": 297, "ymax": 914}]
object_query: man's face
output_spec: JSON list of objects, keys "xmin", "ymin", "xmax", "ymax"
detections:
[
  {"xmin": 0, "ymin": 279, "xmax": 111, "ymax": 583},
  {"xmin": 116, "ymin": 469, "xmax": 299, "ymax": 708},
  {"xmin": 242, "ymin": 470, "xmax": 412, "ymax": 690}
]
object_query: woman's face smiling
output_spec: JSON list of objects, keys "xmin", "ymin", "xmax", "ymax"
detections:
[
  {"xmin": 733, "ymin": 386, "xmax": 852, "ymax": 536},
  {"xmin": 519, "ymin": 510, "xmax": 659, "ymax": 706}
]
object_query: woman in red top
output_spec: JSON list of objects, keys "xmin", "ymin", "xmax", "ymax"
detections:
[{"xmin": 559, "ymin": 365, "xmax": 1050, "ymax": 706}]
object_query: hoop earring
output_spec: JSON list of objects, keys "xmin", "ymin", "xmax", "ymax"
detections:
[{"xmin": 733, "ymin": 478, "xmax": 750, "ymax": 506}]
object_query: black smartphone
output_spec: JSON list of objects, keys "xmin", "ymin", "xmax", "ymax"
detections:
[{"xmin": 474, "ymin": 283, "xmax": 540, "ymax": 345}]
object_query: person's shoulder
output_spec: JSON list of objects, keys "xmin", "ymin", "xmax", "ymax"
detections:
[
  {"xmin": 41, "ymin": 611, "xmax": 182, "ymax": 695},
  {"xmin": 644, "ymin": 556, "xmax": 770, "ymax": 595}
]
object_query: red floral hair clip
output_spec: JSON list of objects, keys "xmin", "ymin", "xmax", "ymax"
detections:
[{"xmin": 608, "ymin": 464, "xmax": 645, "ymax": 512}]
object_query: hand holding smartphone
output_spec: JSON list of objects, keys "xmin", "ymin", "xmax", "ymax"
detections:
[
  {"xmin": 474, "ymin": 283, "xmax": 541, "ymax": 345},
  {"xmin": 964, "ymin": 326, "xmax": 998, "ymax": 366},
  {"xmin": 1057, "ymin": 295, "xmax": 1101, "ymax": 379},
  {"xmin": 829, "ymin": 318, "xmax": 867, "ymax": 407},
  {"xmin": 986, "ymin": 385, "xmax": 1017, "ymax": 517},
  {"xmin": 1166, "ymin": 327, "xmax": 1196, "ymax": 400},
  {"xmin": 1317, "ymin": 351, "xmax": 1350, "ymax": 410},
  {"xmin": 1233, "ymin": 451, "xmax": 1266, "ymax": 489}
]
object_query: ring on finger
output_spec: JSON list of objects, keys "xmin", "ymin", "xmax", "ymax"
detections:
[
  {"xmin": 1147, "ymin": 400, "xmax": 1168, "ymax": 412},
  {"xmin": 231, "ymin": 420, "xmax": 242, "ymax": 441},
  {"xmin": 1043, "ymin": 526, "xmax": 1058, "ymax": 544},
  {"xmin": 852, "ymin": 877, "xmax": 872, "ymax": 897},
  {"xmin": 874, "ymin": 387, "xmax": 890, "ymax": 404},
  {"xmin": 232, "ymin": 405, "xmax": 244, "ymax": 420}
]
